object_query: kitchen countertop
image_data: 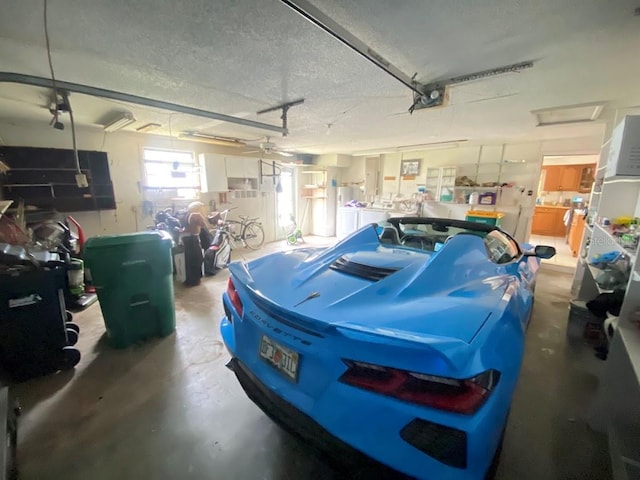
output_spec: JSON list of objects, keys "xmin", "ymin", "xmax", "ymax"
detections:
[{"xmin": 536, "ymin": 204, "xmax": 572, "ymax": 209}]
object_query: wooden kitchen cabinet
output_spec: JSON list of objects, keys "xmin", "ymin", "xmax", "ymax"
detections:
[
  {"xmin": 577, "ymin": 165, "xmax": 595, "ymax": 193},
  {"xmin": 542, "ymin": 167, "xmax": 563, "ymax": 191},
  {"xmin": 532, "ymin": 206, "xmax": 570, "ymax": 236},
  {"xmin": 558, "ymin": 167, "xmax": 580, "ymax": 191},
  {"xmin": 543, "ymin": 166, "xmax": 578, "ymax": 191},
  {"xmin": 568, "ymin": 213, "xmax": 586, "ymax": 257},
  {"xmin": 542, "ymin": 164, "xmax": 595, "ymax": 192},
  {"xmin": 532, "ymin": 207, "xmax": 557, "ymax": 235}
]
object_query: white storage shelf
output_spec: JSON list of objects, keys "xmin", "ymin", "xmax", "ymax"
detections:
[
  {"xmin": 301, "ymin": 170, "xmax": 327, "ymax": 199},
  {"xmin": 589, "ymin": 223, "xmax": 639, "ymax": 263},
  {"xmin": 578, "ymin": 115, "xmax": 640, "ymax": 480},
  {"xmin": 301, "ymin": 169, "xmax": 336, "ymax": 237}
]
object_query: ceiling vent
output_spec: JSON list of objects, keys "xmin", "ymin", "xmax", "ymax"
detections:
[{"xmin": 532, "ymin": 102, "xmax": 605, "ymax": 127}]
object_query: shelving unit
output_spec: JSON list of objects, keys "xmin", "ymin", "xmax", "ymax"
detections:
[
  {"xmin": 586, "ymin": 264, "xmax": 614, "ymax": 294},
  {"xmin": 0, "ymin": 147, "xmax": 116, "ymax": 211},
  {"xmin": 575, "ymin": 115, "xmax": 640, "ymax": 480},
  {"xmin": 592, "ymin": 223, "xmax": 638, "ymax": 262},
  {"xmin": 300, "ymin": 170, "xmax": 328, "ymax": 199},
  {"xmin": 424, "ymin": 166, "xmax": 457, "ymax": 202},
  {"xmin": 299, "ymin": 168, "xmax": 335, "ymax": 237}
]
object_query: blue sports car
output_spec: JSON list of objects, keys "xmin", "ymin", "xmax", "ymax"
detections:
[{"xmin": 220, "ymin": 217, "xmax": 555, "ymax": 479}]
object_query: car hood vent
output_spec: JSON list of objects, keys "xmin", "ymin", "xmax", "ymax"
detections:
[{"xmin": 329, "ymin": 255, "xmax": 400, "ymax": 281}]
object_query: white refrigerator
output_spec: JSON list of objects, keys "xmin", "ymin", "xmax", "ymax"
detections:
[{"xmin": 337, "ymin": 186, "xmax": 357, "ymax": 206}]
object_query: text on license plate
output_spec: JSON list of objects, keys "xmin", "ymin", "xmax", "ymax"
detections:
[{"xmin": 259, "ymin": 335, "xmax": 299, "ymax": 381}]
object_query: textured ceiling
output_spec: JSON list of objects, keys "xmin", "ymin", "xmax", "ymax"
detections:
[{"xmin": 0, "ymin": 0, "xmax": 639, "ymax": 153}]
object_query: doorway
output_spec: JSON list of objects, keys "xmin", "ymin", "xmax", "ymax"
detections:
[
  {"xmin": 532, "ymin": 154, "xmax": 598, "ymax": 269},
  {"xmin": 275, "ymin": 168, "xmax": 295, "ymax": 240}
]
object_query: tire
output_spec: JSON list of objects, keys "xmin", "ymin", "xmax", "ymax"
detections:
[
  {"xmin": 57, "ymin": 347, "xmax": 81, "ymax": 371},
  {"xmin": 65, "ymin": 322, "xmax": 80, "ymax": 335},
  {"xmin": 66, "ymin": 328, "xmax": 79, "ymax": 346},
  {"xmin": 66, "ymin": 310, "xmax": 73, "ymax": 323},
  {"xmin": 286, "ymin": 234, "xmax": 297, "ymax": 245},
  {"xmin": 242, "ymin": 222, "xmax": 265, "ymax": 250}
]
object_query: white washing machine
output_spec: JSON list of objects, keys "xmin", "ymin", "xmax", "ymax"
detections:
[
  {"xmin": 336, "ymin": 207, "xmax": 360, "ymax": 239},
  {"xmin": 358, "ymin": 208, "xmax": 390, "ymax": 229}
]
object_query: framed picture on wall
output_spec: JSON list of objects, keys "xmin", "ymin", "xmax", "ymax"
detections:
[{"xmin": 401, "ymin": 159, "xmax": 421, "ymax": 176}]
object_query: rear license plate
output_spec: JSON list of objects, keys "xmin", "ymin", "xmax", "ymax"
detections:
[{"xmin": 259, "ymin": 335, "xmax": 299, "ymax": 381}]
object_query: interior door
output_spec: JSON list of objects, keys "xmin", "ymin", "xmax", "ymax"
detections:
[
  {"xmin": 364, "ymin": 157, "xmax": 379, "ymax": 200},
  {"xmin": 275, "ymin": 169, "xmax": 295, "ymax": 239}
]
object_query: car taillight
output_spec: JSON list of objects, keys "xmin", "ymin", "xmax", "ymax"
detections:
[
  {"xmin": 226, "ymin": 278, "xmax": 243, "ymax": 318},
  {"xmin": 339, "ymin": 360, "xmax": 499, "ymax": 415}
]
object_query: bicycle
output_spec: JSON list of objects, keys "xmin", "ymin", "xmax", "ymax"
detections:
[{"xmin": 209, "ymin": 208, "xmax": 265, "ymax": 250}]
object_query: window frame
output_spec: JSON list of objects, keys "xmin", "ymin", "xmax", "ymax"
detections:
[{"xmin": 142, "ymin": 147, "xmax": 200, "ymax": 196}]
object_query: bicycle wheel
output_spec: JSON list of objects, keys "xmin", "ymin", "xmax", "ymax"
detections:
[{"xmin": 242, "ymin": 222, "xmax": 265, "ymax": 250}]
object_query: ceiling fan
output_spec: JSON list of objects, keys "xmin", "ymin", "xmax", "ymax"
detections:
[{"xmin": 244, "ymin": 137, "xmax": 295, "ymax": 157}]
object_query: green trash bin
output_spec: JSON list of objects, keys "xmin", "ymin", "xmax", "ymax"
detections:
[{"xmin": 84, "ymin": 232, "xmax": 175, "ymax": 348}]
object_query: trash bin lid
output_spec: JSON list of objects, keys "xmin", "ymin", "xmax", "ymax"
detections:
[
  {"xmin": 85, "ymin": 231, "xmax": 170, "ymax": 249},
  {"xmin": 466, "ymin": 210, "xmax": 505, "ymax": 219}
]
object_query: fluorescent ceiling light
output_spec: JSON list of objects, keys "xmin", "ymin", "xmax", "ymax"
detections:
[
  {"xmin": 103, "ymin": 112, "xmax": 136, "ymax": 132},
  {"xmin": 136, "ymin": 122, "xmax": 161, "ymax": 133},
  {"xmin": 352, "ymin": 140, "xmax": 468, "ymax": 156},
  {"xmin": 178, "ymin": 132, "xmax": 247, "ymax": 147},
  {"xmin": 532, "ymin": 102, "xmax": 605, "ymax": 127}
]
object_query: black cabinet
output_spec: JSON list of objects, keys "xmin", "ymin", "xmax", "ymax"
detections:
[{"xmin": 0, "ymin": 147, "xmax": 116, "ymax": 211}]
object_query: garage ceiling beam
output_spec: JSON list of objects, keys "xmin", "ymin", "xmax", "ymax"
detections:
[
  {"xmin": 0, "ymin": 72, "xmax": 288, "ymax": 135},
  {"xmin": 279, "ymin": 0, "xmax": 423, "ymax": 96},
  {"xmin": 280, "ymin": 1, "xmax": 534, "ymax": 113}
]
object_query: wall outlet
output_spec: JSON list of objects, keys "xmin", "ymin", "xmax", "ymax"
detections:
[{"xmin": 75, "ymin": 173, "xmax": 89, "ymax": 188}]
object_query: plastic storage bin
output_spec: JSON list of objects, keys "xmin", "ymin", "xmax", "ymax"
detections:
[
  {"xmin": 465, "ymin": 210, "xmax": 504, "ymax": 227},
  {"xmin": 84, "ymin": 232, "xmax": 175, "ymax": 348},
  {"xmin": 0, "ymin": 265, "xmax": 80, "ymax": 380},
  {"xmin": 478, "ymin": 192, "xmax": 497, "ymax": 205}
]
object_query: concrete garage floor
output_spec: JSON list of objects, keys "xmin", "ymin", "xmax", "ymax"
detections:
[{"xmin": 11, "ymin": 238, "xmax": 611, "ymax": 480}]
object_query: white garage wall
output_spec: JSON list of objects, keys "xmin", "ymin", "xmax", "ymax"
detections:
[
  {"xmin": 339, "ymin": 156, "xmax": 366, "ymax": 188},
  {"xmin": 0, "ymin": 121, "xmax": 278, "ymax": 241},
  {"xmin": 0, "ymin": 118, "xmax": 606, "ymax": 245},
  {"xmin": 374, "ymin": 135, "xmax": 604, "ymax": 243}
]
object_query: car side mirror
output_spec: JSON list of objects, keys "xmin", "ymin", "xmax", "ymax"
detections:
[{"xmin": 525, "ymin": 245, "xmax": 556, "ymax": 259}]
